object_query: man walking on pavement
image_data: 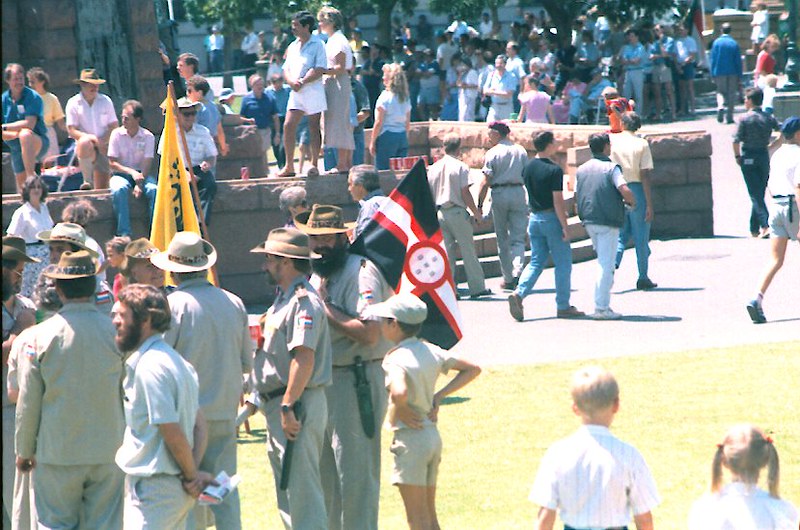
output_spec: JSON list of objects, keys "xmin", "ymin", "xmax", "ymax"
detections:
[
  {"xmin": 478, "ymin": 121, "xmax": 528, "ymax": 290},
  {"xmin": 508, "ymin": 131, "xmax": 584, "ymax": 321},
  {"xmin": 710, "ymin": 23, "xmax": 743, "ymax": 125},
  {"xmin": 151, "ymin": 232, "xmax": 254, "ymax": 530},
  {"xmin": 249, "ymin": 227, "xmax": 333, "ymax": 529},
  {"xmin": 576, "ymin": 133, "xmax": 636, "ymax": 320},
  {"xmin": 611, "ymin": 111, "xmax": 658, "ymax": 290},
  {"xmin": 295, "ymin": 204, "xmax": 394, "ymax": 530},
  {"xmin": 428, "ymin": 134, "xmax": 490, "ymax": 299}
]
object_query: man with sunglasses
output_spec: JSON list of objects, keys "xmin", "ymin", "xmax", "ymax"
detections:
[{"xmin": 157, "ymin": 98, "xmax": 218, "ymax": 225}]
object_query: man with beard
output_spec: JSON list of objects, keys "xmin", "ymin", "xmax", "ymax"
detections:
[
  {"xmin": 150, "ymin": 232, "xmax": 253, "ymax": 530},
  {"xmin": 295, "ymin": 204, "xmax": 393, "ymax": 530},
  {"xmin": 249, "ymin": 227, "xmax": 332, "ymax": 529},
  {"xmin": 15, "ymin": 250, "xmax": 125, "ymax": 529},
  {"xmin": 113, "ymin": 284, "xmax": 214, "ymax": 528},
  {"xmin": 2, "ymin": 236, "xmax": 38, "ymax": 527}
]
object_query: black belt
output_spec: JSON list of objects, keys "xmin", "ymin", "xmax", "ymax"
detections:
[
  {"xmin": 532, "ymin": 208, "xmax": 555, "ymax": 213},
  {"xmin": 491, "ymin": 183, "xmax": 523, "ymax": 189},
  {"xmin": 773, "ymin": 195, "xmax": 793, "ymax": 198},
  {"xmin": 259, "ymin": 387, "xmax": 287, "ymax": 403}
]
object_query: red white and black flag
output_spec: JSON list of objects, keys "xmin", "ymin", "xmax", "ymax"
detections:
[{"xmin": 351, "ymin": 160, "xmax": 463, "ymax": 349}]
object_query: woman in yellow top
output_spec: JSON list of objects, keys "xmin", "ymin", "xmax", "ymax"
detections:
[{"xmin": 26, "ymin": 67, "xmax": 67, "ymax": 159}]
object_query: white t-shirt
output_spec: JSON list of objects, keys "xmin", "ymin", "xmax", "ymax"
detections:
[
  {"xmin": 688, "ymin": 483, "xmax": 799, "ymax": 530},
  {"xmin": 751, "ymin": 10, "xmax": 769, "ymax": 42},
  {"xmin": 7, "ymin": 202, "xmax": 54, "ymax": 243},
  {"xmin": 65, "ymin": 92, "xmax": 118, "ymax": 138},
  {"xmin": 375, "ymin": 91, "xmax": 410, "ymax": 134},
  {"xmin": 767, "ymin": 144, "xmax": 800, "ymax": 197},
  {"xmin": 458, "ymin": 69, "xmax": 479, "ymax": 100},
  {"xmin": 325, "ymin": 30, "xmax": 353, "ymax": 71}
]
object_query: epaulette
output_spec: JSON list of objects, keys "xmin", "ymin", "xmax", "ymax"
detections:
[{"xmin": 295, "ymin": 284, "xmax": 309, "ymax": 299}]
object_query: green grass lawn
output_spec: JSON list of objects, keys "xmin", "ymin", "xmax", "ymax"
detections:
[{"xmin": 236, "ymin": 341, "xmax": 799, "ymax": 529}]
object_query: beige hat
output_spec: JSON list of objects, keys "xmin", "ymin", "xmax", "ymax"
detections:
[
  {"xmin": 3, "ymin": 235, "xmax": 40, "ymax": 264},
  {"xmin": 365, "ymin": 292, "xmax": 428, "ymax": 324},
  {"xmin": 177, "ymin": 97, "xmax": 201, "ymax": 109},
  {"xmin": 43, "ymin": 250, "xmax": 101, "ymax": 279},
  {"xmin": 294, "ymin": 204, "xmax": 356, "ymax": 235},
  {"xmin": 36, "ymin": 223, "xmax": 99, "ymax": 257},
  {"xmin": 125, "ymin": 238, "xmax": 159, "ymax": 259},
  {"xmin": 74, "ymin": 68, "xmax": 106, "ymax": 85},
  {"xmin": 150, "ymin": 232, "xmax": 217, "ymax": 273},
  {"xmin": 250, "ymin": 227, "xmax": 320, "ymax": 260}
]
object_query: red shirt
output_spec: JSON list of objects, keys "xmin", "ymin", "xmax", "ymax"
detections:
[
  {"xmin": 606, "ymin": 97, "xmax": 632, "ymax": 133},
  {"xmin": 755, "ymin": 51, "xmax": 775, "ymax": 75}
]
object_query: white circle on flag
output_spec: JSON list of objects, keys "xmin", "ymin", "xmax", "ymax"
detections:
[{"xmin": 404, "ymin": 242, "xmax": 447, "ymax": 289}]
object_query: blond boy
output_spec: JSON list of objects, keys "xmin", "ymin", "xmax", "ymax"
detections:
[{"xmin": 530, "ymin": 366, "xmax": 660, "ymax": 530}]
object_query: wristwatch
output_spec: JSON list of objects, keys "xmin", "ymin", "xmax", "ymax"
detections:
[{"xmin": 281, "ymin": 403, "xmax": 293, "ymax": 415}]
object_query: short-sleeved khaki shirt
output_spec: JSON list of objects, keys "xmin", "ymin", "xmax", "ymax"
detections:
[
  {"xmin": 610, "ymin": 131, "xmax": 653, "ymax": 185},
  {"xmin": 427, "ymin": 155, "xmax": 471, "ymax": 209}
]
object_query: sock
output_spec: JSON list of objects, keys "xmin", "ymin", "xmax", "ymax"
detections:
[
  {"xmin": 756, "ymin": 292, "xmax": 764, "ymax": 305},
  {"xmin": 78, "ymin": 157, "xmax": 94, "ymax": 186}
]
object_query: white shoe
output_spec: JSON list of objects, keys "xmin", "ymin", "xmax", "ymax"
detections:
[{"xmin": 590, "ymin": 308, "xmax": 622, "ymax": 320}]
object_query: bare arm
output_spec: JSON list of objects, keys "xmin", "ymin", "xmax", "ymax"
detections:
[
  {"xmin": 618, "ymin": 183, "xmax": 636, "ymax": 207},
  {"xmin": 216, "ymin": 122, "xmax": 229, "ymax": 156},
  {"xmin": 534, "ymin": 507, "xmax": 557, "ymax": 530},
  {"xmin": 191, "ymin": 408, "xmax": 209, "ymax": 466},
  {"xmin": 477, "ymin": 172, "xmax": 490, "ymax": 210},
  {"xmin": 324, "ymin": 51, "xmax": 347, "ymax": 76},
  {"xmin": 281, "ymin": 346, "xmax": 315, "ymax": 440},
  {"xmin": 369, "ymin": 106, "xmax": 385, "ymax": 156},
  {"xmin": 634, "ymin": 511, "xmax": 654, "ymax": 530},
  {"xmin": 387, "ymin": 365, "xmax": 423, "ymax": 429},
  {"xmin": 2, "ymin": 115, "xmax": 40, "ymax": 132},
  {"xmin": 430, "ymin": 358, "xmax": 481, "ymax": 420},
  {"xmin": 461, "ymin": 185, "xmax": 480, "ymax": 218}
]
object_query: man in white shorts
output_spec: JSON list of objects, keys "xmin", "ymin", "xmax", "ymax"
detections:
[
  {"xmin": 278, "ymin": 10, "xmax": 327, "ymax": 178},
  {"xmin": 746, "ymin": 116, "xmax": 800, "ymax": 324}
]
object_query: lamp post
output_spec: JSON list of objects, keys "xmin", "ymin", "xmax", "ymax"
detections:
[{"xmin": 779, "ymin": 0, "xmax": 798, "ymax": 91}]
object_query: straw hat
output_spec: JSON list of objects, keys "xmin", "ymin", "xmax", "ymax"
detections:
[
  {"xmin": 125, "ymin": 238, "xmax": 159, "ymax": 260},
  {"xmin": 43, "ymin": 250, "xmax": 101, "ymax": 279},
  {"xmin": 36, "ymin": 223, "xmax": 99, "ymax": 257},
  {"xmin": 150, "ymin": 232, "xmax": 217, "ymax": 273},
  {"xmin": 294, "ymin": 204, "xmax": 355, "ymax": 235},
  {"xmin": 74, "ymin": 68, "xmax": 106, "ymax": 85},
  {"xmin": 250, "ymin": 227, "xmax": 320, "ymax": 260},
  {"xmin": 2, "ymin": 235, "xmax": 40, "ymax": 263}
]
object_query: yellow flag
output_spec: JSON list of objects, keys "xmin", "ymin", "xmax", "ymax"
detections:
[{"xmin": 150, "ymin": 84, "xmax": 205, "ymax": 285}]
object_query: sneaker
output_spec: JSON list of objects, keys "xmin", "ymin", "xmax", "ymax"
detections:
[
  {"xmin": 590, "ymin": 308, "xmax": 622, "ymax": 320},
  {"xmin": 469, "ymin": 289, "xmax": 492, "ymax": 300},
  {"xmin": 746, "ymin": 299, "xmax": 766, "ymax": 324},
  {"xmin": 716, "ymin": 109, "xmax": 724, "ymax": 123},
  {"xmin": 557, "ymin": 306, "xmax": 585, "ymax": 319},
  {"xmin": 508, "ymin": 293, "xmax": 524, "ymax": 322},
  {"xmin": 636, "ymin": 278, "xmax": 658, "ymax": 290}
]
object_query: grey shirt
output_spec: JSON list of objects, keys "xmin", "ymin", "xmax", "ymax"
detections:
[{"xmin": 482, "ymin": 139, "xmax": 527, "ymax": 186}]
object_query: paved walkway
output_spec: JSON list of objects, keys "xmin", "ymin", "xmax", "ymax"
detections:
[{"xmin": 451, "ymin": 112, "xmax": 799, "ymax": 366}]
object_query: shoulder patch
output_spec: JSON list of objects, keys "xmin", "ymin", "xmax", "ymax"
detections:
[
  {"xmin": 24, "ymin": 342, "xmax": 37, "ymax": 361},
  {"xmin": 296, "ymin": 310, "xmax": 314, "ymax": 329}
]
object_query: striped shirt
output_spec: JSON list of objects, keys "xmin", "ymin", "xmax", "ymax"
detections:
[{"xmin": 530, "ymin": 424, "xmax": 660, "ymax": 528}]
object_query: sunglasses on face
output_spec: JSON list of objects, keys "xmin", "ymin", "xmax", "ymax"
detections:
[{"xmin": 180, "ymin": 111, "xmax": 197, "ymax": 117}]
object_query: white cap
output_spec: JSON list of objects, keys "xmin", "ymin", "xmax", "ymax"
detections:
[{"xmin": 366, "ymin": 292, "xmax": 428, "ymax": 324}]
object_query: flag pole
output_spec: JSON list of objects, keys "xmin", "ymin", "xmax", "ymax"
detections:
[{"xmin": 167, "ymin": 81, "xmax": 221, "ymax": 286}]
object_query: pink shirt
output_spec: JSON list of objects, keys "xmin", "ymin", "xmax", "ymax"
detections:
[
  {"xmin": 107, "ymin": 126, "xmax": 155, "ymax": 171},
  {"xmin": 519, "ymin": 90, "xmax": 551, "ymax": 123}
]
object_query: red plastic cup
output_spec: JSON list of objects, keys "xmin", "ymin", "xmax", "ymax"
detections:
[
  {"xmin": 241, "ymin": 166, "xmax": 250, "ymax": 180},
  {"xmin": 249, "ymin": 324, "xmax": 263, "ymax": 348}
]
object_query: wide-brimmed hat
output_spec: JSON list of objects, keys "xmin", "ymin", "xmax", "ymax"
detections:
[
  {"xmin": 125, "ymin": 238, "xmax": 159, "ymax": 260},
  {"xmin": 43, "ymin": 250, "xmax": 101, "ymax": 279},
  {"xmin": 150, "ymin": 232, "xmax": 217, "ymax": 273},
  {"xmin": 250, "ymin": 227, "xmax": 320, "ymax": 260},
  {"xmin": 364, "ymin": 292, "xmax": 428, "ymax": 324},
  {"xmin": 177, "ymin": 97, "xmax": 201, "ymax": 109},
  {"xmin": 2, "ymin": 235, "xmax": 40, "ymax": 263},
  {"xmin": 74, "ymin": 68, "xmax": 106, "ymax": 85},
  {"xmin": 294, "ymin": 204, "xmax": 355, "ymax": 235},
  {"xmin": 36, "ymin": 223, "xmax": 99, "ymax": 257}
]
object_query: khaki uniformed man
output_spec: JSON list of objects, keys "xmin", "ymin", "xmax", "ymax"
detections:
[
  {"xmin": 295, "ymin": 205, "xmax": 393, "ymax": 530},
  {"xmin": 150, "ymin": 232, "xmax": 253, "ymax": 530},
  {"xmin": 113, "ymin": 284, "xmax": 214, "ymax": 529},
  {"xmin": 250, "ymin": 227, "xmax": 333, "ymax": 529},
  {"xmin": 15, "ymin": 250, "xmax": 125, "ymax": 529}
]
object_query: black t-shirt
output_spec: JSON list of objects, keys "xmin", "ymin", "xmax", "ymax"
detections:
[{"xmin": 522, "ymin": 157, "xmax": 563, "ymax": 211}]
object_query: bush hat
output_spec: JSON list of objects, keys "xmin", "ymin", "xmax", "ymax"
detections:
[
  {"xmin": 2, "ymin": 235, "xmax": 40, "ymax": 263},
  {"xmin": 294, "ymin": 204, "xmax": 355, "ymax": 235},
  {"xmin": 365, "ymin": 292, "xmax": 428, "ymax": 324},
  {"xmin": 150, "ymin": 231, "xmax": 217, "ymax": 273},
  {"xmin": 250, "ymin": 227, "xmax": 320, "ymax": 260},
  {"xmin": 125, "ymin": 238, "xmax": 159, "ymax": 260},
  {"xmin": 36, "ymin": 223, "xmax": 99, "ymax": 257},
  {"xmin": 43, "ymin": 250, "xmax": 100, "ymax": 279},
  {"xmin": 74, "ymin": 68, "xmax": 106, "ymax": 85}
]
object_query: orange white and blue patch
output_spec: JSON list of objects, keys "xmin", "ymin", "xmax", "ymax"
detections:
[
  {"xmin": 24, "ymin": 343, "xmax": 37, "ymax": 361},
  {"xmin": 297, "ymin": 311, "xmax": 314, "ymax": 329},
  {"xmin": 360, "ymin": 289, "xmax": 374, "ymax": 302},
  {"xmin": 96, "ymin": 290, "xmax": 113, "ymax": 305}
]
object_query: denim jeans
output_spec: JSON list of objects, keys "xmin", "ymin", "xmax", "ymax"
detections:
[
  {"xmin": 110, "ymin": 173, "xmax": 158, "ymax": 236},
  {"xmin": 375, "ymin": 131, "xmax": 408, "ymax": 171},
  {"xmin": 615, "ymin": 182, "xmax": 651, "ymax": 280},
  {"xmin": 323, "ymin": 129, "xmax": 365, "ymax": 170},
  {"xmin": 586, "ymin": 223, "xmax": 619, "ymax": 311},
  {"xmin": 515, "ymin": 211, "xmax": 573, "ymax": 310},
  {"xmin": 740, "ymin": 149, "xmax": 770, "ymax": 234},
  {"xmin": 192, "ymin": 166, "xmax": 217, "ymax": 226},
  {"xmin": 273, "ymin": 115, "xmax": 286, "ymax": 168},
  {"xmin": 490, "ymin": 187, "xmax": 528, "ymax": 283}
]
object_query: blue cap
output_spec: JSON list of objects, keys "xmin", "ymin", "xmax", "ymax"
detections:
[{"xmin": 781, "ymin": 116, "xmax": 800, "ymax": 137}]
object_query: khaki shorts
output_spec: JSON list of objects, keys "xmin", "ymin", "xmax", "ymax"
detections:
[
  {"xmin": 390, "ymin": 427, "xmax": 442, "ymax": 487},
  {"xmin": 651, "ymin": 64, "xmax": 673, "ymax": 84},
  {"xmin": 769, "ymin": 198, "xmax": 799, "ymax": 240}
]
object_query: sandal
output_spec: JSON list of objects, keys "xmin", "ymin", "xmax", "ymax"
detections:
[{"xmin": 275, "ymin": 170, "xmax": 296, "ymax": 178}]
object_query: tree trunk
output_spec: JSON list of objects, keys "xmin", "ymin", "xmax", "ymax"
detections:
[
  {"xmin": 540, "ymin": 0, "xmax": 574, "ymax": 48},
  {"xmin": 374, "ymin": 0, "xmax": 399, "ymax": 48}
]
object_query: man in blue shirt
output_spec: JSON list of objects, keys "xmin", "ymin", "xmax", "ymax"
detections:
[
  {"xmin": 710, "ymin": 23, "xmax": 742, "ymax": 124},
  {"xmin": 266, "ymin": 74, "xmax": 291, "ymax": 167},
  {"xmin": 2, "ymin": 63, "xmax": 49, "ymax": 193},
  {"xmin": 186, "ymin": 75, "xmax": 229, "ymax": 156},
  {"xmin": 241, "ymin": 74, "xmax": 280, "ymax": 170}
]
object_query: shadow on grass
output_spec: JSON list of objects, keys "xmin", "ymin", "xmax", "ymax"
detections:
[
  {"xmin": 237, "ymin": 427, "xmax": 267, "ymax": 445},
  {"xmin": 441, "ymin": 396, "xmax": 471, "ymax": 406}
]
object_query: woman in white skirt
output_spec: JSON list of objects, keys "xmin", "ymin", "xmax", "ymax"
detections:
[
  {"xmin": 5, "ymin": 175, "xmax": 53, "ymax": 298},
  {"xmin": 318, "ymin": 6, "xmax": 355, "ymax": 173}
]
